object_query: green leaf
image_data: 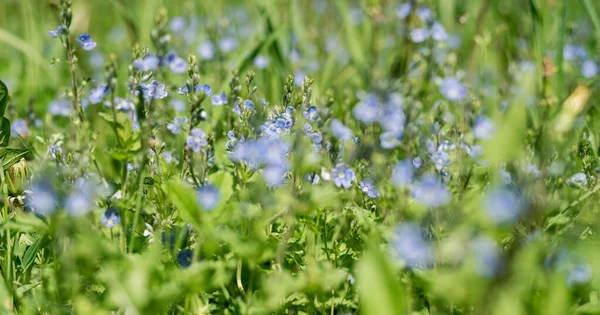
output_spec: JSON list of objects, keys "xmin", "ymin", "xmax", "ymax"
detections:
[
  {"xmin": 162, "ymin": 180, "xmax": 204, "ymax": 230},
  {"xmin": 0, "ymin": 79, "xmax": 7, "ymax": 117},
  {"xmin": 22, "ymin": 235, "xmax": 49, "ymax": 271},
  {"xmin": 0, "ymin": 214, "xmax": 48, "ymax": 234},
  {"xmin": 16, "ymin": 282, "xmax": 42, "ymax": 296},
  {"xmin": 0, "ymin": 117, "xmax": 9, "ymax": 147},
  {"xmin": 355, "ymin": 244, "xmax": 406, "ymax": 315},
  {"xmin": 0, "ymin": 148, "xmax": 29, "ymax": 171},
  {"xmin": 98, "ymin": 112, "xmax": 124, "ymax": 128}
]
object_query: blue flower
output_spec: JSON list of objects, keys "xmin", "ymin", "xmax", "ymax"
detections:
[
  {"xmin": 10, "ymin": 119, "xmax": 28, "ymax": 137},
  {"xmin": 304, "ymin": 106, "xmax": 319, "ymax": 121},
  {"xmin": 77, "ymin": 33, "xmax": 97, "ymax": 51},
  {"xmin": 232, "ymin": 99, "xmax": 256, "ymax": 117},
  {"xmin": 294, "ymin": 71, "xmax": 306, "ymax": 87},
  {"xmin": 332, "ymin": 163, "xmax": 355, "ymax": 189},
  {"xmin": 262, "ymin": 139, "xmax": 290, "ymax": 166},
  {"xmin": 89, "ymin": 84, "xmax": 110, "ymax": 104},
  {"xmin": 417, "ymin": 7, "xmax": 433, "ymax": 22},
  {"xmin": 392, "ymin": 160, "xmax": 414, "ymax": 187},
  {"xmin": 472, "ymin": 117, "xmax": 496, "ymax": 140},
  {"xmin": 431, "ymin": 151, "xmax": 450, "ymax": 170},
  {"xmin": 171, "ymin": 99, "xmax": 186, "ymax": 112},
  {"xmin": 360, "ymin": 179, "xmax": 380, "ymax": 199},
  {"xmin": 331, "ymin": 119, "xmax": 353, "ymax": 141},
  {"xmin": 48, "ymin": 25, "xmax": 66, "ymax": 38},
  {"xmin": 140, "ymin": 80, "xmax": 168, "ymax": 101},
  {"xmin": 264, "ymin": 118, "xmax": 292, "ymax": 139},
  {"xmin": 483, "ymin": 187, "xmax": 524, "ymax": 225},
  {"xmin": 262, "ymin": 165, "xmax": 288, "ymax": 187},
  {"xmin": 380, "ymin": 130, "xmax": 403, "ymax": 149},
  {"xmin": 162, "ymin": 151, "xmax": 178, "ymax": 164},
  {"xmin": 211, "ymin": 92, "xmax": 228, "ymax": 106},
  {"xmin": 412, "ymin": 157, "xmax": 423, "ymax": 169},
  {"xmin": 105, "ymin": 97, "xmax": 134, "ymax": 112},
  {"xmin": 197, "ymin": 41, "xmax": 215, "ymax": 60},
  {"xmin": 568, "ymin": 172, "xmax": 588, "ymax": 187},
  {"xmin": 439, "ymin": 140, "xmax": 455, "ymax": 152},
  {"xmin": 440, "ymin": 77, "xmax": 467, "ymax": 101},
  {"xmin": 48, "ymin": 99, "xmax": 72, "ymax": 117},
  {"xmin": 396, "ymin": 3, "xmax": 412, "ymax": 19},
  {"xmin": 410, "ymin": 28, "xmax": 430, "ymax": 43},
  {"xmin": 582, "ymin": 59, "xmax": 598, "ymax": 78},
  {"xmin": 218, "ymin": 37, "xmax": 238, "ymax": 53},
  {"xmin": 567, "ymin": 263, "xmax": 592, "ymax": 287},
  {"xmin": 167, "ymin": 116, "xmax": 188, "ymax": 135},
  {"xmin": 26, "ymin": 181, "xmax": 58, "ymax": 215},
  {"xmin": 196, "ymin": 185, "xmax": 221, "ymax": 211},
  {"xmin": 186, "ymin": 128, "xmax": 208, "ymax": 152},
  {"xmin": 305, "ymin": 173, "xmax": 320, "ymax": 185},
  {"xmin": 391, "ymin": 223, "xmax": 433, "ymax": 269},
  {"xmin": 253, "ymin": 55, "xmax": 270, "ymax": 69},
  {"xmin": 196, "ymin": 84, "xmax": 212, "ymax": 96},
  {"xmin": 65, "ymin": 192, "xmax": 93, "ymax": 216},
  {"xmin": 462, "ymin": 144, "xmax": 484, "ymax": 160},
  {"xmin": 50, "ymin": 145, "xmax": 63, "ymax": 160},
  {"xmin": 169, "ymin": 17, "xmax": 186, "ymax": 32},
  {"xmin": 470, "ymin": 236, "xmax": 502, "ymax": 278},
  {"xmin": 563, "ymin": 45, "xmax": 587, "ymax": 62},
  {"xmin": 353, "ymin": 94, "xmax": 382, "ymax": 124},
  {"xmin": 163, "ymin": 51, "xmax": 187, "ymax": 74},
  {"xmin": 411, "ymin": 175, "xmax": 451, "ymax": 207},
  {"xmin": 431, "ymin": 22, "xmax": 448, "ymax": 42},
  {"xmin": 134, "ymin": 54, "xmax": 160, "ymax": 71},
  {"xmin": 177, "ymin": 249, "xmax": 194, "ymax": 268},
  {"xmin": 231, "ymin": 139, "xmax": 289, "ymax": 171},
  {"xmin": 101, "ymin": 208, "xmax": 120, "ymax": 228},
  {"xmin": 242, "ymin": 100, "xmax": 255, "ymax": 111}
]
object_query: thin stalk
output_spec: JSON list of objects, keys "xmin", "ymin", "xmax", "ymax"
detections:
[
  {"xmin": 556, "ymin": 0, "xmax": 567, "ymax": 99},
  {"xmin": 65, "ymin": 36, "xmax": 85, "ymax": 123},
  {"xmin": 128, "ymin": 155, "xmax": 148, "ymax": 252},
  {"xmin": 110, "ymin": 91, "xmax": 123, "ymax": 147}
]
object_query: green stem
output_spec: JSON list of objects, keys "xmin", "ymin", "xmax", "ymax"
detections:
[{"xmin": 65, "ymin": 36, "xmax": 85, "ymax": 123}]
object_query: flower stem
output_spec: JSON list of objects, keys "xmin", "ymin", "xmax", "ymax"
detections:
[{"xmin": 65, "ymin": 36, "xmax": 85, "ymax": 123}]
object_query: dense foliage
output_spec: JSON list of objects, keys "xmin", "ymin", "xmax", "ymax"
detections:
[{"xmin": 1, "ymin": 0, "xmax": 600, "ymax": 314}]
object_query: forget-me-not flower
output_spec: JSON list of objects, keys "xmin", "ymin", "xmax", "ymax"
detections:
[
  {"xmin": 134, "ymin": 54, "xmax": 160, "ymax": 71},
  {"xmin": 253, "ymin": 55, "xmax": 270, "ymax": 69},
  {"xmin": 440, "ymin": 77, "xmax": 467, "ymax": 101},
  {"xmin": 392, "ymin": 160, "xmax": 414, "ymax": 187},
  {"xmin": 332, "ymin": 163, "xmax": 355, "ymax": 189},
  {"xmin": 186, "ymin": 128, "xmax": 208, "ymax": 152},
  {"xmin": 331, "ymin": 119, "xmax": 354, "ymax": 141},
  {"xmin": 101, "ymin": 208, "xmax": 121, "ymax": 228},
  {"xmin": 10, "ymin": 119, "xmax": 28, "ymax": 137},
  {"xmin": 483, "ymin": 187, "xmax": 524, "ymax": 225},
  {"xmin": 360, "ymin": 179, "xmax": 380, "ymax": 199},
  {"xmin": 392, "ymin": 223, "xmax": 433, "ymax": 269},
  {"xmin": 77, "ymin": 33, "xmax": 97, "ymax": 51},
  {"xmin": 411, "ymin": 175, "xmax": 451, "ymax": 207},
  {"xmin": 89, "ymin": 84, "xmax": 110, "ymax": 104},
  {"xmin": 211, "ymin": 92, "xmax": 227, "ymax": 106},
  {"xmin": 197, "ymin": 41, "xmax": 215, "ymax": 60},
  {"xmin": 167, "ymin": 116, "xmax": 188, "ymax": 135},
  {"xmin": 196, "ymin": 185, "xmax": 221, "ymax": 211}
]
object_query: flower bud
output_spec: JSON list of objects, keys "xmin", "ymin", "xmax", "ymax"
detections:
[{"xmin": 5, "ymin": 158, "xmax": 30, "ymax": 195}]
